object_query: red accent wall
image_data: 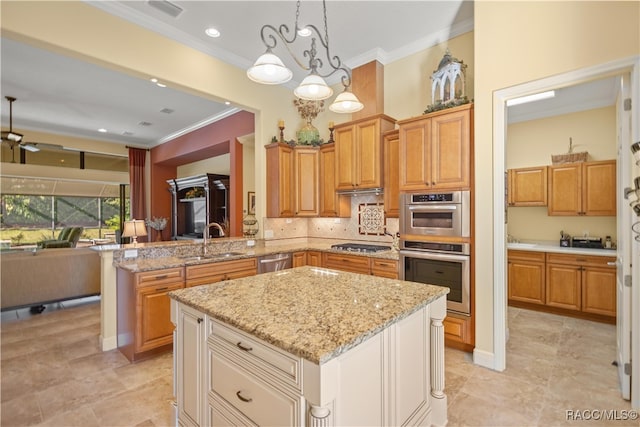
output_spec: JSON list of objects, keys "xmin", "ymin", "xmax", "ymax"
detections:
[{"xmin": 149, "ymin": 110, "xmax": 254, "ymax": 237}]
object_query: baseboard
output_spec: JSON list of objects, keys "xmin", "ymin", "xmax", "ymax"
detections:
[
  {"xmin": 472, "ymin": 348, "xmax": 497, "ymax": 370},
  {"xmin": 100, "ymin": 334, "xmax": 118, "ymax": 351}
]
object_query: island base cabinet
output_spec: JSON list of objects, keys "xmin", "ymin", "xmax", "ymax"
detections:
[{"xmin": 172, "ymin": 296, "xmax": 448, "ymax": 426}]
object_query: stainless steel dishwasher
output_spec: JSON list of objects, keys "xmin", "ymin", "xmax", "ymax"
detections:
[{"xmin": 257, "ymin": 253, "xmax": 292, "ymax": 273}]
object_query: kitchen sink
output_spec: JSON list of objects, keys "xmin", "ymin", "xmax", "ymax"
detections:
[{"xmin": 180, "ymin": 252, "xmax": 245, "ymax": 262}]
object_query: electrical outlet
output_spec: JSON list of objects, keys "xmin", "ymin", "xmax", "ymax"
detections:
[
  {"xmin": 264, "ymin": 230, "xmax": 274, "ymax": 238},
  {"xmin": 124, "ymin": 249, "xmax": 138, "ymax": 258},
  {"xmin": 286, "ymin": 218, "xmax": 293, "ymax": 224}
]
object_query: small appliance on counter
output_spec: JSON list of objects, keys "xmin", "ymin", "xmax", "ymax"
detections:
[
  {"xmin": 560, "ymin": 231, "xmax": 571, "ymax": 247},
  {"xmin": 571, "ymin": 236, "xmax": 603, "ymax": 249}
]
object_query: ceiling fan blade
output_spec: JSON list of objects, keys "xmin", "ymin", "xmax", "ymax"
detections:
[{"xmin": 19, "ymin": 143, "xmax": 39, "ymax": 152}]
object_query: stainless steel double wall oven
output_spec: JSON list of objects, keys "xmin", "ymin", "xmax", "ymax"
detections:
[{"xmin": 399, "ymin": 190, "xmax": 471, "ymax": 315}]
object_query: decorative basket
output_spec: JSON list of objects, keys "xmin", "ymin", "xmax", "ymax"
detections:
[{"xmin": 551, "ymin": 151, "xmax": 589, "ymax": 165}]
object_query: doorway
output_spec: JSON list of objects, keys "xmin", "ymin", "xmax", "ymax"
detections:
[{"xmin": 492, "ymin": 57, "xmax": 640, "ymax": 408}]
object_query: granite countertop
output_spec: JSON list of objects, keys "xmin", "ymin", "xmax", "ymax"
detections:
[
  {"xmin": 115, "ymin": 240, "xmax": 399, "ymax": 273},
  {"xmin": 507, "ymin": 241, "xmax": 616, "ymax": 257},
  {"xmin": 168, "ymin": 266, "xmax": 448, "ymax": 364}
]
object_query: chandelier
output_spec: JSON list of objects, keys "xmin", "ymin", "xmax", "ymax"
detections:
[{"xmin": 246, "ymin": 0, "xmax": 364, "ymax": 114}]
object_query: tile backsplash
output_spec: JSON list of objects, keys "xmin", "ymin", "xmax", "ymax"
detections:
[{"xmin": 263, "ymin": 194, "xmax": 399, "ymax": 244}]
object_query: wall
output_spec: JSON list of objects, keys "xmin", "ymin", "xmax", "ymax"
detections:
[
  {"xmin": 474, "ymin": 1, "xmax": 639, "ymax": 364},
  {"xmin": 507, "ymin": 106, "xmax": 617, "ymax": 242}
]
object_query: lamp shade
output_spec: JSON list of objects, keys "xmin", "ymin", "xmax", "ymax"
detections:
[
  {"xmin": 122, "ymin": 219, "xmax": 147, "ymax": 244},
  {"xmin": 329, "ymin": 89, "xmax": 364, "ymax": 113},
  {"xmin": 294, "ymin": 74, "xmax": 333, "ymax": 100},
  {"xmin": 247, "ymin": 52, "xmax": 293, "ymax": 85}
]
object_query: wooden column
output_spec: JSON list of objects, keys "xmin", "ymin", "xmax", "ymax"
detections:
[{"xmin": 351, "ymin": 61, "xmax": 384, "ymax": 120}]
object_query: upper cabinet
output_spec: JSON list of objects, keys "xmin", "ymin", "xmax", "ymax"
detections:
[
  {"xmin": 319, "ymin": 143, "xmax": 351, "ymax": 218},
  {"xmin": 293, "ymin": 147, "xmax": 320, "ymax": 217},
  {"xmin": 508, "ymin": 166, "xmax": 548, "ymax": 206},
  {"xmin": 398, "ymin": 103, "xmax": 473, "ymax": 191},
  {"xmin": 548, "ymin": 160, "xmax": 616, "ymax": 216},
  {"xmin": 334, "ymin": 115, "xmax": 396, "ymax": 191},
  {"xmin": 383, "ymin": 129, "xmax": 400, "ymax": 217},
  {"xmin": 266, "ymin": 143, "xmax": 295, "ymax": 218}
]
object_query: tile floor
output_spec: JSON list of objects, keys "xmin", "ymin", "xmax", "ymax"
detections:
[{"xmin": 1, "ymin": 299, "xmax": 635, "ymax": 426}]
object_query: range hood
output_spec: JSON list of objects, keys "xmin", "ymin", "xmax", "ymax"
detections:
[{"xmin": 335, "ymin": 187, "xmax": 384, "ymax": 196}]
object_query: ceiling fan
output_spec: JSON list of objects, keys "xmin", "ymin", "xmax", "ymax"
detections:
[{"xmin": 1, "ymin": 96, "xmax": 62, "ymax": 162}]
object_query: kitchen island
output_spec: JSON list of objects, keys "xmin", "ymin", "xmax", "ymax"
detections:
[{"xmin": 169, "ymin": 266, "xmax": 448, "ymax": 426}]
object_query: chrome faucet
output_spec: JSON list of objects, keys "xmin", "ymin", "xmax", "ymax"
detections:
[{"xmin": 203, "ymin": 222, "xmax": 225, "ymax": 255}]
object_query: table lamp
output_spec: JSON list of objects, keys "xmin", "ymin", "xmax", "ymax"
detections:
[{"xmin": 122, "ymin": 219, "xmax": 147, "ymax": 245}]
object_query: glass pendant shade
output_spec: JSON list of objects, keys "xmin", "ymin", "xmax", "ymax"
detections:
[
  {"xmin": 294, "ymin": 74, "xmax": 333, "ymax": 100},
  {"xmin": 247, "ymin": 52, "xmax": 293, "ymax": 84},
  {"xmin": 329, "ymin": 89, "xmax": 364, "ymax": 113}
]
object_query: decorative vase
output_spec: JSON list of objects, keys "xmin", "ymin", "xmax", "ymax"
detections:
[
  {"xmin": 296, "ymin": 121, "xmax": 320, "ymax": 145},
  {"xmin": 154, "ymin": 229, "xmax": 163, "ymax": 242}
]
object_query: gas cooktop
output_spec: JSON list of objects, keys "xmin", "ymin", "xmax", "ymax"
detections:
[{"xmin": 330, "ymin": 243, "xmax": 392, "ymax": 253}]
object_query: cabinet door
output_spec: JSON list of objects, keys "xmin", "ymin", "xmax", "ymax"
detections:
[
  {"xmin": 582, "ymin": 266, "xmax": 616, "ymax": 317},
  {"xmin": 582, "ymin": 160, "xmax": 616, "ymax": 216},
  {"xmin": 430, "ymin": 108, "xmax": 470, "ymax": 189},
  {"xmin": 548, "ymin": 163, "xmax": 581, "ymax": 215},
  {"xmin": 306, "ymin": 251, "xmax": 322, "ymax": 267},
  {"xmin": 399, "ymin": 119, "xmax": 431, "ymax": 191},
  {"xmin": 508, "ymin": 258, "xmax": 545, "ymax": 305},
  {"xmin": 292, "ymin": 251, "xmax": 306, "ymax": 267},
  {"xmin": 383, "ymin": 130, "xmax": 400, "ymax": 217},
  {"xmin": 546, "ymin": 263, "xmax": 581, "ymax": 310},
  {"xmin": 334, "ymin": 125, "xmax": 357, "ymax": 189},
  {"xmin": 508, "ymin": 166, "xmax": 548, "ymax": 206},
  {"xmin": 294, "ymin": 147, "xmax": 319, "ymax": 216},
  {"xmin": 137, "ymin": 282, "xmax": 184, "ymax": 353},
  {"xmin": 319, "ymin": 144, "xmax": 351, "ymax": 217},
  {"xmin": 266, "ymin": 143, "xmax": 294, "ymax": 218},
  {"xmin": 176, "ymin": 303, "xmax": 205, "ymax": 427},
  {"xmin": 356, "ymin": 119, "xmax": 382, "ymax": 188}
]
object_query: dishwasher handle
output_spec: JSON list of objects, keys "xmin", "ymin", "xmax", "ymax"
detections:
[{"xmin": 259, "ymin": 255, "xmax": 291, "ymax": 264}]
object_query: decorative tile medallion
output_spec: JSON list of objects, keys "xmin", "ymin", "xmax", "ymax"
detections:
[{"xmin": 358, "ymin": 203, "xmax": 385, "ymax": 235}]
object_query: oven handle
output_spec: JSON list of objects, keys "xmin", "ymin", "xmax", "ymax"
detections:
[
  {"xmin": 399, "ymin": 249, "xmax": 469, "ymax": 262},
  {"xmin": 407, "ymin": 205, "xmax": 458, "ymax": 210}
]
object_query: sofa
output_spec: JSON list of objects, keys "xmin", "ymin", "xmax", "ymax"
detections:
[
  {"xmin": 37, "ymin": 226, "xmax": 83, "ymax": 249},
  {"xmin": 1, "ymin": 247, "xmax": 100, "ymax": 311}
]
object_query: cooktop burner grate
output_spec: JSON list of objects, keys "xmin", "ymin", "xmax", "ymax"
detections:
[{"xmin": 330, "ymin": 243, "xmax": 392, "ymax": 253}]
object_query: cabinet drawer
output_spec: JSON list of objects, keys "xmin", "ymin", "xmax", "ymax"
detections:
[
  {"xmin": 187, "ymin": 258, "xmax": 257, "ymax": 281},
  {"xmin": 209, "ymin": 351, "xmax": 302, "ymax": 427},
  {"xmin": 136, "ymin": 267, "xmax": 184, "ymax": 288},
  {"xmin": 371, "ymin": 258, "xmax": 399, "ymax": 278},
  {"xmin": 546, "ymin": 253, "xmax": 615, "ymax": 268},
  {"xmin": 508, "ymin": 250, "xmax": 545, "ymax": 263},
  {"xmin": 323, "ymin": 252, "xmax": 370, "ymax": 274},
  {"xmin": 209, "ymin": 320, "xmax": 301, "ymax": 389}
]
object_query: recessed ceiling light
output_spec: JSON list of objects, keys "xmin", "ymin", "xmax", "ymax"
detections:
[
  {"xmin": 98, "ymin": 128, "xmax": 107, "ymax": 133},
  {"xmin": 225, "ymin": 101, "xmax": 231, "ymax": 105},
  {"xmin": 205, "ymin": 27, "xmax": 220, "ymax": 38},
  {"xmin": 156, "ymin": 82, "xmax": 166, "ymax": 88},
  {"xmin": 150, "ymin": 78, "xmax": 158, "ymax": 83}
]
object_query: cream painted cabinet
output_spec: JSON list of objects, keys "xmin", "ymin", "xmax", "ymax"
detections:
[
  {"xmin": 334, "ymin": 115, "xmax": 396, "ymax": 191},
  {"xmin": 508, "ymin": 166, "xmax": 548, "ymax": 206},
  {"xmin": 548, "ymin": 160, "xmax": 616, "ymax": 216},
  {"xmin": 398, "ymin": 103, "xmax": 472, "ymax": 191}
]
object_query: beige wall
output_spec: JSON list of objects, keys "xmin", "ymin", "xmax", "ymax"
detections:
[
  {"xmin": 475, "ymin": 1, "xmax": 639, "ymax": 359},
  {"xmin": 507, "ymin": 106, "xmax": 617, "ymax": 242}
]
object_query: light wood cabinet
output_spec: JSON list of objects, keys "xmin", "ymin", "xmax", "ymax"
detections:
[
  {"xmin": 185, "ymin": 258, "xmax": 257, "ymax": 287},
  {"xmin": 117, "ymin": 266, "xmax": 185, "ymax": 362},
  {"xmin": 398, "ymin": 103, "xmax": 472, "ymax": 191},
  {"xmin": 443, "ymin": 313, "xmax": 472, "ymax": 348},
  {"xmin": 383, "ymin": 129, "xmax": 400, "ymax": 218},
  {"xmin": 546, "ymin": 253, "xmax": 616, "ymax": 317},
  {"xmin": 266, "ymin": 142, "xmax": 294, "ymax": 218},
  {"xmin": 306, "ymin": 250, "xmax": 322, "ymax": 267},
  {"xmin": 370, "ymin": 258, "xmax": 399, "ymax": 279},
  {"xmin": 507, "ymin": 250, "xmax": 546, "ymax": 305},
  {"xmin": 548, "ymin": 160, "xmax": 616, "ymax": 216},
  {"xmin": 323, "ymin": 252, "xmax": 371, "ymax": 274},
  {"xmin": 508, "ymin": 166, "xmax": 548, "ymax": 206},
  {"xmin": 292, "ymin": 251, "xmax": 306, "ymax": 267},
  {"xmin": 334, "ymin": 115, "xmax": 396, "ymax": 191},
  {"xmin": 293, "ymin": 146, "xmax": 319, "ymax": 217},
  {"xmin": 319, "ymin": 143, "xmax": 351, "ymax": 218}
]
